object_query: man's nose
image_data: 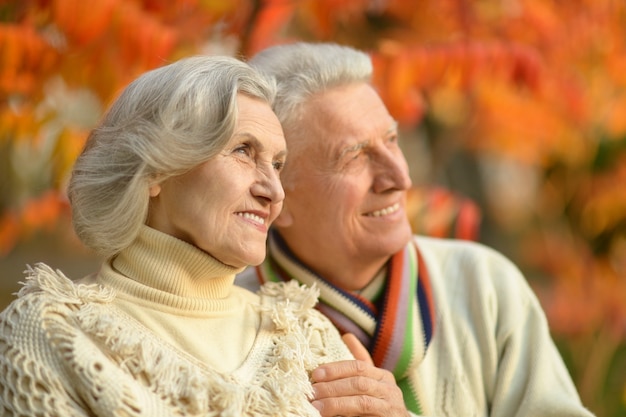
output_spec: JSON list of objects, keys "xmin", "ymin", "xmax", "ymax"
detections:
[{"xmin": 371, "ymin": 147, "xmax": 412, "ymax": 193}]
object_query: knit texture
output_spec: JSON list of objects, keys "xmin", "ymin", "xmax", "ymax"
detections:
[
  {"xmin": 0, "ymin": 227, "xmax": 353, "ymax": 416},
  {"xmin": 237, "ymin": 234, "xmax": 597, "ymax": 417}
]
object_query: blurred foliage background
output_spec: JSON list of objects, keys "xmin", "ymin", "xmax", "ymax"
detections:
[{"xmin": 1, "ymin": 0, "xmax": 625, "ymax": 415}]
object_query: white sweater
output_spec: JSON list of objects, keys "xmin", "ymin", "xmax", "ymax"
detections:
[
  {"xmin": 0, "ymin": 226, "xmax": 353, "ymax": 416},
  {"xmin": 237, "ymin": 235, "xmax": 596, "ymax": 417}
]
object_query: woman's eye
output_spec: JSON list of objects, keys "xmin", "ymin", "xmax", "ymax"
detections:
[
  {"xmin": 234, "ymin": 143, "xmax": 251, "ymax": 156},
  {"xmin": 273, "ymin": 160, "xmax": 285, "ymax": 171}
]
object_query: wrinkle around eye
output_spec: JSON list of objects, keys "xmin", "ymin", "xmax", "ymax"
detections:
[
  {"xmin": 339, "ymin": 154, "xmax": 370, "ymax": 174},
  {"xmin": 232, "ymin": 143, "xmax": 253, "ymax": 157}
]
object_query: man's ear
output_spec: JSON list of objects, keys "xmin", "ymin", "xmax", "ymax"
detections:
[{"xmin": 274, "ymin": 202, "xmax": 293, "ymax": 227}]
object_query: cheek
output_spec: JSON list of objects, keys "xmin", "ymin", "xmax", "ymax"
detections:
[
  {"xmin": 327, "ymin": 178, "xmax": 365, "ymax": 207},
  {"xmin": 170, "ymin": 181, "xmax": 220, "ymax": 222}
]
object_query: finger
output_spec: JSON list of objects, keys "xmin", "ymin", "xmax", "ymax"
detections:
[
  {"xmin": 312, "ymin": 360, "xmax": 394, "ymax": 384},
  {"xmin": 342, "ymin": 333, "xmax": 374, "ymax": 365},
  {"xmin": 312, "ymin": 379, "xmax": 408, "ymax": 417},
  {"xmin": 312, "ymin": 394, "xmax": 386, "ymax": 417},
  {"xmin": 313, "ymin": 375, "xmax": 381, "ymax": 399},
  {"xmin": 312, "ymin": 382, "xmax": 408, "ymax": 417}
]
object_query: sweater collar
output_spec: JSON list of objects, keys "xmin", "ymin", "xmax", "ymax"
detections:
[{"xmin": 105, "ymin": 225, "xmax": 244, "ymax": 302}]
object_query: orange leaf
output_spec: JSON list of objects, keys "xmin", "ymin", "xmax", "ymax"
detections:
[
  {"xmin": 20, "ymin": 191, "xmax": 67, "ymax": 235},
  {"xmin": 116, "ymin": 2, "xmax": 179, "ymax": 71},
  {"xmin": 53, "ymin": 0, "xmax": 119, "ymax": 46},
  {"xmin": 407, "ymin": 186, "xmax": 481, "ymax": 240},
  {"xmin": 373, "ymin": 48, "xmax": 425, "ymax": 127},
  {"xmin": 0, "ymin": 212, "xmax": 20, "ymax": 257},
  {"xmin": 245, "ymin": 0, "xmax": 295, "ymax": 56}
]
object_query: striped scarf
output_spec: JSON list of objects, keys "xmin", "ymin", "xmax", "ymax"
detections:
[{"xmin": 255, "ymin": 230, "xmax": 436, "ymax": 414}]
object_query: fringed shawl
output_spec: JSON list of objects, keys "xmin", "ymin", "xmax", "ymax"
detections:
[{"xmin": 0, "ymin": 263, "xmax": 351, "ymax": 416}]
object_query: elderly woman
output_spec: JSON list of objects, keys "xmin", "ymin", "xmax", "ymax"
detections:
[{"xmin": 0, "ymin": 56, "xmax": 352, "ymax": 416}]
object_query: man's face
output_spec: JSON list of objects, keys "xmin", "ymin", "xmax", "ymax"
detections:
[{"xmin": 276, "ymin": 83, "xmax": 413, "ymax": 289}]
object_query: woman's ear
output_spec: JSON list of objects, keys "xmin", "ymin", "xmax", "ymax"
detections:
[{"xmin": 149, "ymin": 183, "xmax": 161, "ymax": 197}]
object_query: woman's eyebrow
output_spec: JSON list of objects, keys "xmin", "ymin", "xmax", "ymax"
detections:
[
  {"xmin": 232, "ymin": 132, "xmax": 265, "ymax": 150},
  {"xmin": 275, "ymin": 148, "xmax": 288, "ymax": 159},
  {"xmin": 234, "ymin": 132, "xmax": 287, "ymax": 159},
  {"xmin": 233, "ymin": 131, "xmax": 258, "ymax": 142}
]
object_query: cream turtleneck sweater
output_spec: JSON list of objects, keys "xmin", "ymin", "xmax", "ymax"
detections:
[
  {"xmin": 0, "ymin": 225, "xmax": 353, "ymax": 416},
  {"xmin": 79, "ymin": 225, "xmax": 260, "ymax": 372}
]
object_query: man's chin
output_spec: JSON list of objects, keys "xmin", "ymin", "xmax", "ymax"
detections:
[{"xmin": 364, "ymin": 232, "xmax": 413, "ymax": 258}]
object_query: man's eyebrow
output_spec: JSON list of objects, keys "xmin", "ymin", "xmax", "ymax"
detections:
[
  {"xmin": 338, "ymin": 140, "xmax": 369, "ymax": 159},
  {"xmin": 337, "ymin": 121, "xmax": 399, "ymax": 159},
  {"xmin": 387, "ymin": 120, "xmax": 399, "ymax": 136}
]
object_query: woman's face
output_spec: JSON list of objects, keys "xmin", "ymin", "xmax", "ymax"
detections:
[{"xmin": 147, "ymin": 94, "xmax": 286, "ymax": 268}]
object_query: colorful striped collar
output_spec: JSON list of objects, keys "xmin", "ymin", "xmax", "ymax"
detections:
[{"xmin": 255, "ymin": 230, "xmax": 436, "ymax": 413}]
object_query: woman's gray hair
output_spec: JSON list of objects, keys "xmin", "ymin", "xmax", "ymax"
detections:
[
  {"xmin": 68, "ymin": 55, "xmax": 276, "ymax": 258},
  {"xmin": 248, "ymin": 42, "xmax": 372, "ymax": 134}
]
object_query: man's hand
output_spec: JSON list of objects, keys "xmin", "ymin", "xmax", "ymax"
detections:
[{"xmin": 311, "ymin": 333, "xmax": 410, "ymax": 417}]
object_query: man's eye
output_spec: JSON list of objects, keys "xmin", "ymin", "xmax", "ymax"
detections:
[{"xmin": 343, "ymin": 148, "xmax": 362, "ymax": 161}]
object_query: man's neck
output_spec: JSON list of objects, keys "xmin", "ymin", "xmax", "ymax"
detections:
[
  {"xmin": 272, "ymin": 230, "xmax": 392, "ymax": 292},
  {"xmin": 303, "ymin": 256, "xmax": 389, "ymax": 292}
]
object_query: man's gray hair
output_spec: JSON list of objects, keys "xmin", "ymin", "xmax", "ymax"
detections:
[
  {"xmin": 249, "ymin": 42, "xmax": 372, "ymax": 133},
  {"xmin": 68, "ymin": 55, "xmax": 276, "ymax": 258}
]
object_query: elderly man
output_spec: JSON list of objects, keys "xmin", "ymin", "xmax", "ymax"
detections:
[{"xmin": 237, "ymin": 42, "xmax": 594, "ymax": 417}]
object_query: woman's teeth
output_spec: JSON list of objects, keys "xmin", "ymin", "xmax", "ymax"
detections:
[
  {"xmin": 237, "ymin": 212, "xmax": 265, "ymax": 224},
  {"xmin": 368, "ymin": 203, "xmax": 400, "ymax": 217}
]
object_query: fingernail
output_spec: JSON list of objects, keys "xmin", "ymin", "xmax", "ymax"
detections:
[
  {"xmin": 312, "ymin": 400, "xmax": 322, "ymax": 411},
  {"xmin": 311, "ymin": 368, "xmax": 326, "ymax": 381}
]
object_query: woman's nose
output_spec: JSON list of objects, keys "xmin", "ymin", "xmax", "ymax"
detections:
[{"xmin": 251, "ymin": 166, "xmax": 285, "ymax": 204}]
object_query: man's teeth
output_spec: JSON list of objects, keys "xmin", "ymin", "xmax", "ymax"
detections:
[
  {"xmin": 368, "ymin": 203, "xmax": 400, "ymax": 217},
  {"xmin": 237, "ymin": 212, "xmax": 265, "ymax": 224}
]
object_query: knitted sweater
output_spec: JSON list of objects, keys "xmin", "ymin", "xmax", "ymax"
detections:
[
  {"xmin": 237, "ymin": 235, "xmax": 595, "ymax": 417},
  {"xmin": 0, "ymin": 226, "xmax": 353, "ymax": 416}
]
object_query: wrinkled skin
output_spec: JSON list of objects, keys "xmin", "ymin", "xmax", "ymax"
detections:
[{"xmin": 311, "ymin": 334, "xmax": 410, "ymax": 417}]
